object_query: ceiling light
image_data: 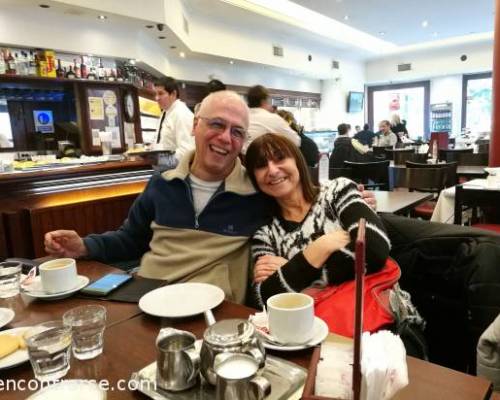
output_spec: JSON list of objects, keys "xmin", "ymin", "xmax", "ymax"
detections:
[
  {"xmin": 421, "ymin": 20, "xmax": 428, "ymax": 28},
  {"xmin": 343, "ymin": 15, "xmax": 349, "ymax": 21},
  {"xmin": 170, "ymin": 45, "xmax": 177, "ymax": 49},
  {"xmin": 98, "ymin": 15, "xmax": 107, "ymax": 20},
  {"xmin": 158, "ymin": 36, "xmax": 166, "ymax": 39},
  {"xmin": 39, "ymin": 4, "xmax": 50, "ymax": 8},
  {"xmin": 179, "ymin": 52, "xmax": 186, "ymax": 58},
  {"xmin": 229, "ymin": 60, "xmax": 234, "ymax": 64},
  {"xmin": 128, "ymin": 59, "xmax": 136, "ymax": 65},
  {"xmin": 145, "ymin": 25, "xmax": 154, "ymax": 29}
]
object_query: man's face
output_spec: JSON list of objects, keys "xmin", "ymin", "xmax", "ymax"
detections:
[
  {"xmin": 154, "ymin": 85, "xmax": 177, "ymax": 111},
  {"xmin": 192, "ymin": 96, "xmax": 248, "ymax": 180},
  {"xmin": 379, "ymin": 122, "xmax": 390, "ymax": 134}
]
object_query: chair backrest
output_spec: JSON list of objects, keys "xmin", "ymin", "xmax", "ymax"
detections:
[
  {"xmin": 406, "ymin": 167, "xmax": 446, "ymax": 193},
  {"xmin": 344, "ymin": 160, "xmax": 390, "ymax": 190},
  {"xmin": 438, "ymin": 148, "xmax": 473, "ymax": 162},
  {"xmin": 477, "ymin": 143, "xmax": 489, "ymax": 154},
  {"xmin": 454, "ymin": 184, "xmax": 500, "ymax": 225},
  {"xmin": 393, "ymin": 149, "xmax": 417, "ymax": 165},
  {"xmin": 405, "ymin": 160, "xmax": 458, "ymax": 187},
  {"xmin": 456, "ymin": 152, "xmax": 488, "ymax": 166},
  {"xmin": 329, "ymin": 167, "xmax": 352, "ymax": 180},
  {"xmin": 372, "ymin": 146, "xmax": 387, "ymax": 158}
]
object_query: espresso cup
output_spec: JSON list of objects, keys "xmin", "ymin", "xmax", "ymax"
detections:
[
  {"xmin": 39, "ymin": 258, "xmax": 78, "ymax": 294},
  {"xmin": 267, "ymin": 293, "xmax": 314, "ymax": 344}
]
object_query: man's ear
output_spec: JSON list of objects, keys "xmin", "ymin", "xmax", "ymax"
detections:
[{"xmin": 192, "ymin": 117, "xmax": 199, "ymax": 136}]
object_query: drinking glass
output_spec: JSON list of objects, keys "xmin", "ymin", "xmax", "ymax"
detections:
[
  {"xmin": 26, "ymin": 321, "xmax": 72, "ymax": 382},
  {"xmin": 0, "ymin": 261, "xmax": 22, "ymax": 298},
  {"xmin": 63, "ymin": 305, "xmax": 106, "ymax": 360}
]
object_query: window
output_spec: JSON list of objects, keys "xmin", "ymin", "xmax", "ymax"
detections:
[
  {"xmin": 368, "ymin": 81, "xmax": 430, "ymax": 140},
  {"xmin": 462, "ymin": 72, "xmax": 492, "ymax": 133}
]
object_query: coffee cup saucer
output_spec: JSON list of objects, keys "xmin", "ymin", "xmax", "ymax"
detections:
[
  {"xmin": 21, "ymin": 275, "xmax": 89, "ymax": 300},
  {"xmin": 260, "ymin": 316, "xmax": 328, "ymax": 351}
]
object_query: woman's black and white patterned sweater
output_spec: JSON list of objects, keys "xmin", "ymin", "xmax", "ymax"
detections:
[{"xmin": 252, "ymin": 177, "xmax": 391, "ymax": 307}]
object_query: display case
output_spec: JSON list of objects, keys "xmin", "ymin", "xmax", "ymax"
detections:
[{"xmin": 430, "ymin": 102, "xmax": 452, "ymax": 133}]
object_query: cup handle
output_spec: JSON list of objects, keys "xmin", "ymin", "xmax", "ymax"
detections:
[
  {"xmin": 204, "ymin": 310, "xmax": 216, "ymax": 327},
  {"xmin": 250, "ymin": 375, "xmax": 271, "ymax": 400},
  {"xmin": 245, "ymin": 347, "xmax": 265, "ymax": 368},
  {"xmin": 183, "ymin": 347, "xmax": 201, "ymax": 382}
]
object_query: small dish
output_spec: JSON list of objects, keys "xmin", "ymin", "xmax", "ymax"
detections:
[
  {"xmin": 0, "ymin": 326, "xmax": 32, "ymax": 369},
  {"xmin": 21, "ymin": 275, "xmax": 89, "ymax": 300},
  {"xmin": 0, "ymin": 308, "xmax": 15, "ymax": 329}
]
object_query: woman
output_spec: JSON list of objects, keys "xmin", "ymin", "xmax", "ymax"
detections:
[{"xmin": 245, "ymin": 133, "xmax": 391, "ymax": 307}]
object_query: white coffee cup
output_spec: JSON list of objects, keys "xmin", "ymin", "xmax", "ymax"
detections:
[
  {"xmin": 39, "ymin": 258, "xmax": 78, "ymax": 294},
  {"xmin": 267, "ymin": 293, "xmax": 314, "ymax": 344}
]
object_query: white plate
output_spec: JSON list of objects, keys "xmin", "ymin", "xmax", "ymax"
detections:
[
  {"xmin": 0, "ymin": 308, "xmax": 15, "ymax": 329},
  {"xmin": 21, "ymin": 275, "xmax": 89, "ymax": 300},
  {"xmin": 26, "ymin": 379, "xmax": 106, "ymax": 400},
  {"xmin": 262, "ymin": 317, "xmax": 329, "ymax": 351},
  {"xmin": 0, "ymin": 326, "xmax": 32, "ymax": 369},
  {"xmin": 139, "ymin": 282, "xmax": 225, "ymax": 318}
]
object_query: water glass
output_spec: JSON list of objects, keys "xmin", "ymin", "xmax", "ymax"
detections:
[
  {"xmin": 63, "ymin": 305, "xmax": 106, "ymax": 360},
  {"xmin": 101, "ymin": 141, "xmax": 112, "ymax": 156},
  {"xmin": 26, "ymin": 321, "xmax": 72, "ymax": 382},
  {"xmin": 0, "ymin": 261, "xmax": 22, "ymax": 298}
]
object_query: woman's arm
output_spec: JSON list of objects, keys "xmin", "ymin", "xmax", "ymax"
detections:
[{"xmin": 325, "ymin": 178, "xmax": 391, "ymax": 284}]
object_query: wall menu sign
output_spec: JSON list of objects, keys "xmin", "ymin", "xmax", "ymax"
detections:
[{"xmin": 86, "ymin": 87, "xmax": 123, "ymax": 150}]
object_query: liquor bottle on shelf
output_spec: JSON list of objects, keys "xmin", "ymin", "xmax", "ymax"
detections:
[
  {"xmin": 97, "ymin": 58, "xmax": 105, "ymax": 80},
  {"xmin": 73, "ymin": 59, "xmax": 81, "ymax": 78},
  {"xmin": 0, "ymin": 50, "xmax": 6, "ymax": 75},
  {"xmin": 65, "ymin": 65, "xmax": 76, "ymax": 79},
  {"xmin": 108, "ymin": 68, "xmax": 116, "ymax": 81},
  {"xmin": 56, "ymin": 59, "xmax": 64, "ymax": 79},
  {"xmin": 16, "ymin": 52, "xmax": 27, "ymax": 76},
  {"xmin": 80, "ymin": 56, "xmax": 87, "ymax": 79},
  {"xmin": 116, "ymin": 68, "xmax": 123, "ymax": 82},
  {"xmin": 28, "ymin": 50, "xmax": 37, "ymax": 76},
  {"xmin": 86, "ymin": 66, "xmax": 97, "ymax": 80},
  {"xmin": 6, "ymin": 51, "xmax": 17, "ymax": 75}
]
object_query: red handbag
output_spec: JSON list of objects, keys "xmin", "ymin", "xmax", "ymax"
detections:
[{"xmin": 304, "ymin": 258, "xmax": 400, "ymax": 337}]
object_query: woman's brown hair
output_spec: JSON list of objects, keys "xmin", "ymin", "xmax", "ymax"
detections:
[{"xmin": 245, "ymin": 133, "xmax": 319, "ymax": 204}]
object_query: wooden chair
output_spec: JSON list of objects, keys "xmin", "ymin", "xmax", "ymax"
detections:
[
  {"xmin": 406, "ymin": 161, "xmax": 458, "ymax": 188},
  {"xmin": 387, "ymin": 148, "xmax": 414, "ymax": 163},
  {"xmin": 456, "ymin": 153, "xmax": 488, "ymax": 166},
  {"xmin": 454, "ymin": 184, "xmax": 500, "ymax": 233},
  {"xmin": 393, "ymin": 150, "xmax": 425, "ymax": 165},
  {"xmin": 406, "ymin": 167, "xmax": 447, "ymax": 219},
  {"xmin": 329, "ymin": 167, "xmax": 352, "ymax": 180},
  {"xmin": 438, "ymin": 148, "xmax": 473, "ymax": 163},
  {"xmin": 344, "ymin": 160, "xmax": 390, "ymax": 190},
  {"xmin": 372, "ymin": 146, "xmax": 387, "ymax": 159}
]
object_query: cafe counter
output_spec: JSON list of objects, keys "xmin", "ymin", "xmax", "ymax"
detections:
[{"xmin": 0, "ymin": 157, "xmax": 153, "ymax": 260}]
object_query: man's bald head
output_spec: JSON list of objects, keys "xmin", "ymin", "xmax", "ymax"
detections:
[{"xmin": 197, "ymin": 90, "xmax": 249, "ymax": 129}]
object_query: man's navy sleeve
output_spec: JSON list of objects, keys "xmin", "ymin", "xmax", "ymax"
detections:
[{"xmin": 82, "ymin": 176, "xmax": 156, "ymax": 262}]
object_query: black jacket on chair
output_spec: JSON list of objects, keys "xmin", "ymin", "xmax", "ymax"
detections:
[
  {"xmin": 329, "ymin": 136, "xmax": 369, "ymax": 168},
  {"xmin": 380, "ymin": 213, "xmax": 500, "ymax": 373}
]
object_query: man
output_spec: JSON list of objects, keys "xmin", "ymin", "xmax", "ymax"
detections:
[
  {"xmin": 44, "ymin": 91, "xmax": 376, "ymax": 304},
  {"xmin": 354, "ymin": 123, "xmax": 376, "ymax": 147},
  {"xmin": 330, "ymin": 123, "xmax": 369, "ymax": 168},
  {"xmin": 375, "ymin": 120, "xmax": 398, "ymax": 147},
  {"xmin": 154, "ymin": 77, "xmax": 195, "ymax": 161},
  {"xmin": 243, "ymin": 85, "xmax": 300, "ymax": 154}
]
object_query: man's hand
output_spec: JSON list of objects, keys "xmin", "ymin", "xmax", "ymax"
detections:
[
  {"xmin": 44, "ymin": 230, "xmax": 88, "ymax": 258},
  {"xmin": 358, "ymin": 184, "xmax": 377, "ymax": 210},
  {"xmin": 253, "ymin": 255, "xmax": 288, "ymax": 283}
]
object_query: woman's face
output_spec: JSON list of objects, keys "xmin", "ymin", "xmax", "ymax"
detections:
[{"xmin": 253, "ymin": 156, "xmax": 301, "ymax": 200}]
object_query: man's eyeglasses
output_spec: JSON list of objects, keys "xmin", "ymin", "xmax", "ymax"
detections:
[{"xmin": 198, "ymin": 116, "xmax": 246, "ymax": 141}]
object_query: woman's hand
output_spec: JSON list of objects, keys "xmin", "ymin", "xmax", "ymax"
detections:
[
  {"xmin": 253, "ymin": 255, "xmax": 288, "ymax": 283},
  {"xmin": 303, "ymin": 230, "xmax": 350, "ymax": 268}
]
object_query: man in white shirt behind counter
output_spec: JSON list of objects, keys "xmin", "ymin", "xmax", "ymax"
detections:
[
  {"xmin": 243, "ymin": 85, "xmax": 300, "ymax": 154},
  {"xmin": 154, "ymin": 77, "xmax": 195, "ymax": 162}
]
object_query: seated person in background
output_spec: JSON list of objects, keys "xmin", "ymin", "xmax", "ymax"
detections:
[
  {"xmin": 355, "ymin": 125, "xmax": 362, "ymax": 133},
  {"xmin": 243, "ymin": 85, "xmax": 300, "ymax": 154},
  {"xmin": 329, "ymin": 123, "xmax": 370, "ymax": 168},
  {"xmin": 277, "ymin": 109, "xmax": 319, "ymax": 167},
  {"xmin": 354, "ymin": 123, "xmax": 376, "ymax": 147},
  {"xmin": 375, "ymin": 120, "xmax": 398, "ymax": 147},
  {"xmin": 391, "ymin": 114, "xmax": 408, "ymax": 142},
  {"xmin": 245, "ymin": 134, "xmax": 390, "ymax": 306},
  {"xmin": 194, "ymin": 79, "xmax": 227, "ymax": 115}
]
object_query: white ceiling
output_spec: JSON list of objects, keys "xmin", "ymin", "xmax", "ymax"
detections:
[{"xmin": 291, "ymin": 0, "xmax": 495, "ymax": 46}]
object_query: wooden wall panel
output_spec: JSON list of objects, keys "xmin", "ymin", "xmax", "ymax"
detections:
[{"xmin": 29, "ymin": 194, "xmax": 139, "ymax": 258}]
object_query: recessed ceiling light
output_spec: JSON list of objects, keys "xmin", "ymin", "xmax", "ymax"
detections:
[
  {"xmin": 170, "ymin": 45, "xmax": 177, "ymax": 49},
  {"xmin": 378, "ymin": 31, "xmax": 386, "ymax": 36},
  {"xmin": 179, "ymin": 52, "xmax": 186, "ymax": 58},
  {"xmin": 145, "ymin": 25, "xmax": 154, "ymax": 29},
  {"xmin": 158, "ymin": 36, "xmax": 166, "ymax": 39},
  {"xmin": 344, "ymin": 15, "xmax": 349, "ymax": 21},
  {"xmin": 421, "ymin": 20, "xmax": 429, "ymax": 28},
  {"xmin": 39, "ymin": 4, "xmax": 50, "ymax": 8},
  {"xmin": 229, "ymin": 60, "xmax": 234, "ymax": 64},
  {"xmin": 98, "ymin": 15, "xmax": 107, "ymax": 20}
]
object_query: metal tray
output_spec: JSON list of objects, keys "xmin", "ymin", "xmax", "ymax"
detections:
[{"xmin": 130, "ymin": 355, "xmax": 306, "ymax": 400}]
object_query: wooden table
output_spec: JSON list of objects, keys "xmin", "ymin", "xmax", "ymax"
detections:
[
  {"xmin": 0, "ymin": 262, "xmax": 493, "ymax": 400},
  {"xmin": 374, "ymin": 190, "xmax": 433, "ymax": 214}
]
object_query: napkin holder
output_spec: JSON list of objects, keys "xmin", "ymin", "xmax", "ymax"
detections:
[{"xmin": 302, "ymin": 219, "xmax": 366, "ymax": 400}]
